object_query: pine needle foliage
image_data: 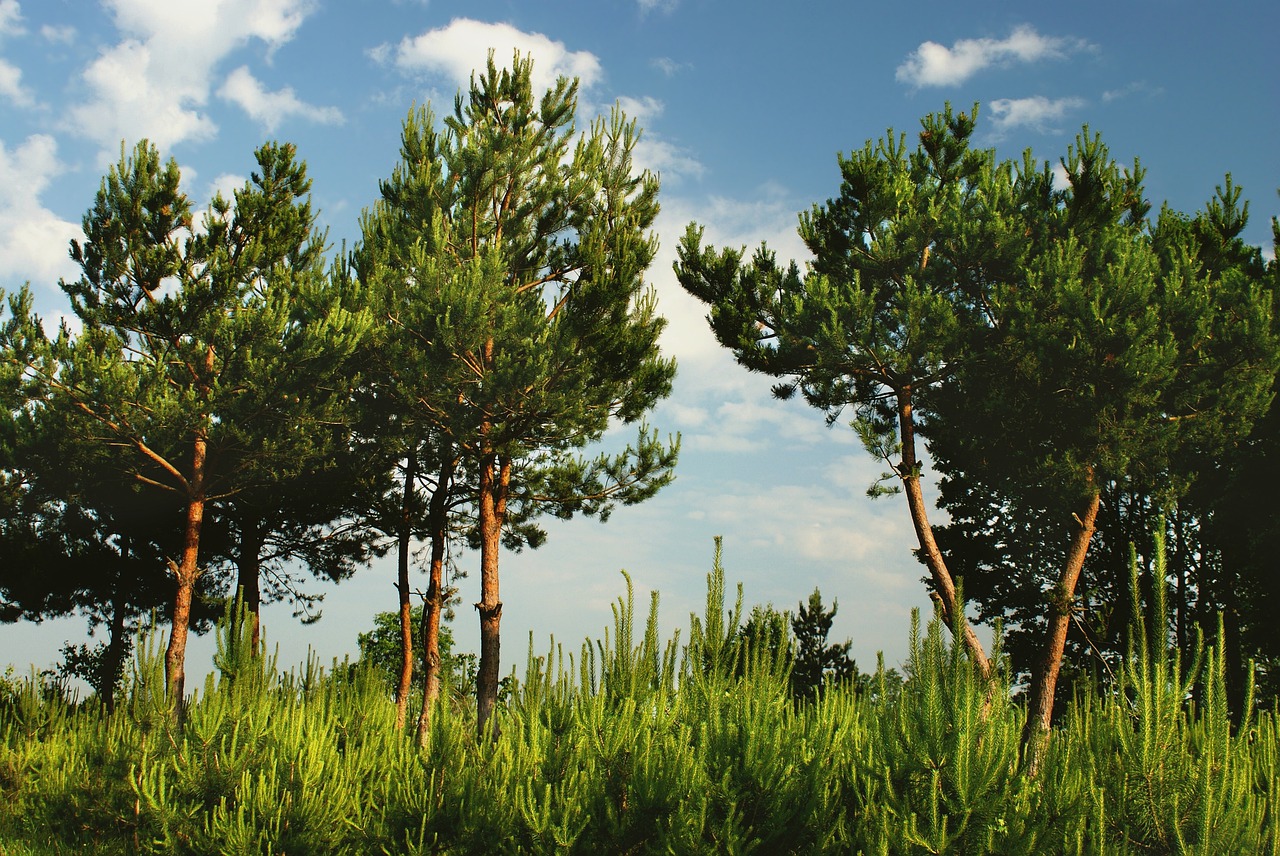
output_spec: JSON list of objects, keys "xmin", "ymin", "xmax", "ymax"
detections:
[{"xmin": 2, "ymin": 536, "xmax": 1277, "ymax": 854}]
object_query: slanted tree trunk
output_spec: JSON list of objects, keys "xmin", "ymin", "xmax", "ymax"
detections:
[
  {"xmin": 1022, "ymin": 479, "xmax": 1101, "ymax": 773},
  {"xmin": 394, "ymin": 445, "xmax": 419, "ymax": 730},
  {"xmin": 475, "ymin": 452, "xmax": 509, "ymax": 741},
  {"xmin": 165, "ymin": 430, "xmax": 208, "ymax": 711},
  {"xmin": 897, "ymin": 387, "xmax": 992, "ymax": 681},
  {"xmin": 416, "ymin": 455, "xmax": 455, "ymax": 747}
]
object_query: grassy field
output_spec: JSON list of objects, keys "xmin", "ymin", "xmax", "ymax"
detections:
[{"xmin": 2, "ymin": 560, "xmax": 1277, "ymax": 855}]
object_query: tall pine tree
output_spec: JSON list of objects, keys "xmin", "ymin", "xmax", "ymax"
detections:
[{"xmin": 355, "ymin": 54, "xmax": 678, "ymax": 740}]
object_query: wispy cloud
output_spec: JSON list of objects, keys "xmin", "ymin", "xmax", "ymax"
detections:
[
  {"xmin": 40, "ymin": 24, "xmax": 77, "ymax": 44},
  {"xmin": 651, "ymin": 57, "xmax": 686, "ymax": 77},
  {"xmin": 988, "ymin": 95, "xmax": 1085, "ymax": 134},
  {"xmin": 379, "ymin": 18, "xmax": 603, "ymax": 97},
  {"xmin": 66, "ymin": 0, "xmax": 317, "ymax": 153},
  {"xmin": 897, "ymin": 25, "xmax": 1092, "ymax": 87},
  {"xmin": 616, "ymin": 94, "xmax": 663, "ymax": 122},
  {"xmin": 1102, "ymin": 80, "xmax": 1163, "ymax": 103},
  {"xmin": 638, "ymin": 0, "xmax": 679, "ymax": 14},
  {"xmin": 218, "ymin": 66, "xmax": 344, "ymax": 133}
]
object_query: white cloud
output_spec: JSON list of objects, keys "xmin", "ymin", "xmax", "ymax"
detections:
[
  {"xmin": 0, "ymin": 135, "xmax": 84, "ymax": 291},
  {"xmin": 206, "ymin": 172, "xmax": 246, "ymax": 208},
  {"xmin": 616, "ymin": 95, "xmax": 663, "ymax": 122},
  {"xmin": 0, "ymin": 0, "xmax": 22, "ymax": 36},
  {"xmin": 634, "ymin": 136, "xmax": 703, "ymax": 184},
  {"xmin": 988, "ymin": 95, "xmax": 1085, "ymax": 134},
  {"xmin": 67, "ymin": 0, "xmax": 317, "ymax": 152},
  {"xmin": 896, "ymin": 25, "xmax": 1091, "ymax": 87},
  {"xmin": 218, "ymin": 65, "xmax": 344, "ymax": 132},
  {"xmin": 40, "ymin": 24, "xmax": 77, "ymax": 44},
  {"xmin": 1051, "ymin": 160, "xmax": 1071, "ymax": 191},
  {"xmin": 0, "ymin": 0, "xmax": 31, "ymax": 106},
  {"xmin": 384, "ymin": 18, "xmax": 603, "ymax": 96},
  {"xmin": 0, "ymin": 57, "xmax": 30, "ymax": 105}
]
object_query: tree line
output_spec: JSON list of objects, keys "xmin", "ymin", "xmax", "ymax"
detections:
[
  {"xmin": 0, "ymin": 55, "xmax": 678, "ymax": 743},
  {"xmin": 4, "ymin": 57, "xmax": 1279, "ymax": 761}
]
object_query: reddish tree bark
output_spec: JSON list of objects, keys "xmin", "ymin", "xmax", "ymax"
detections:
[
  {"xmin": 475, "ymin": 452, "xmax": 510, "ymax": 741},
  {"xmin": 165, "ymin": 430, "xmax": 208, "ymax": 710},
  {"xmin": 898, "ymin": 387, "xmax": 992, "ymax": 681},
  {"xmin": 1022, "ymin": 478, "xmax": 1101, "ymax": 773}
]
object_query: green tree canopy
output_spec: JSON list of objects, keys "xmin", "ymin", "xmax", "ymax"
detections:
[
  {"xmin": 354, "ymin": 53, "xmax": 678, "ymax": 739},
  {"xmin": 1, "ymin": 140, "xmax": 370, "ymax": 705}
]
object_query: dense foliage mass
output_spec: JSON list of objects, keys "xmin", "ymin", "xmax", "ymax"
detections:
[{"xmin": 2, "ymin": 545, "xmax": 1277, "ymax": 855}]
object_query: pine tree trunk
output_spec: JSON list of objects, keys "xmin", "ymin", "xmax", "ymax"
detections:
[
  {"xmin": 236, "ymin": 515, "xmax": 264, "ymax": 654},
  {"xmin": 417, "ymin": 456, "xmax": 455, "ymax": 747},
  {"xmin": 100, "ymin": 580, "xmax": 128, "ymax": 714},
  {"xmin": 475, "ymin": 453, "xmax": 508, "ymax": 742},
  {"xmin": 1022, "ymin": 482, "xmax": 1101, "ymax": 773},
  {"xmin": 394, "ymin": 445, "xmax": 419, "ymax": 730},
  {"xmin": 897, "ymin": 387, "xmax": 992, "ymax": 680},
  {"xmin": 165, "ymin": 431, "xmax": 208, "ymax": 711}
]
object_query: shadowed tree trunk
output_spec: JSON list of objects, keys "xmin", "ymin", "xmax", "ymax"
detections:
[
  {"xmin": 235, "ymin": 514, "xmax": 265, "ymax": 654},
  {"xmin": 394, "ymin": 445, "xmax": 419, "ymax": 730},
  {"xmin": 99, "ymin": 581, "xmax": 129, "ymax": 714},
  {"xmin": 416, "ymin": 455, "xmax": 455, "ymax": 746}
]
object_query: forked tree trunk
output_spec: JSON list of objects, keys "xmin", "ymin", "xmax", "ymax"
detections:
[
  {"xmin": 1021, "ymin": 481, "xmax": 1101, "ymax": 774},
  {"xmin": 898, "ymin": 388, "xmax": 992, "ymax": 681},
  {"xmin": 475, "ymin": 452, "xmax": 509, "ymax": 741},
  {"xmin": 416, "ymin": 456, "xmax": 455, "ymax": 747},
  {"xmin": 394, "ymin": 446, "xmax": 419, "ymax": 730},
  {"xmin": 165, "ymin": 431, "xmax": 208, "ymax": 712}
]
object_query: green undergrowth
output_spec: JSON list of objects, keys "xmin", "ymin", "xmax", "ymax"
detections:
[{"xmin": 1, "ymin": 541, "xmax": 1277, "ymax": 855}]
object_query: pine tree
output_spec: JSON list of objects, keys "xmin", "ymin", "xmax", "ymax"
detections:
[
  {"xmin": 676, "ymin": 106, "xmax": 1004, "ymax": 679},
  {"xmin": 1, "ymin": 141, "xmax": 369, "ymax": 706},
  {"xmin": 355, "ymin": 53, "xmax": 678, "ymax": 740},
  {"xmin": 790, "ymin": 589, "xmax": 859, "ymax": 702},
  {"xmin": 925, "ymin": 134, "xmax": 1277, "ymax": 766}
]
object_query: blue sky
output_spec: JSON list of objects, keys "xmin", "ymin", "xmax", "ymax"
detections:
[{"xmin": 2, "ymin": 0, "xmax": 1276, "ymax": 684}]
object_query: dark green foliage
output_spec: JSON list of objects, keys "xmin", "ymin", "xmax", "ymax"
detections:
[
  {"xmin": 2, "ymin": 537, "xmax": 1276, "ymax": 855},
  {"xmin": 790, "ymin": 588, "xmax": 859, "ymax": 701}
]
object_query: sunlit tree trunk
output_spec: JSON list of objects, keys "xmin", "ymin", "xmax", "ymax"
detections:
[
  {"xmin": 475, "ymin": 452, "xmax": 509, "ymax": 741},
  {"xmin": 165, "ymin": 429, "xmax": 208, "ymax": 712},
  {"xmin": 898, "ymin": 387, "xmax": 992, "ymax": 681},
  {"xmin": 1022, "ymin": 478, "xmax": 1101, "ymax": 773}
]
